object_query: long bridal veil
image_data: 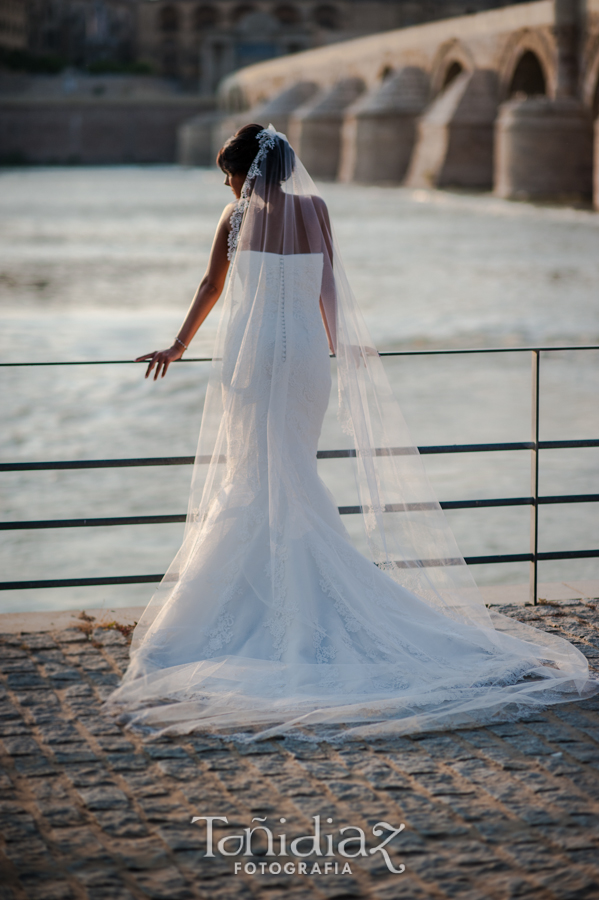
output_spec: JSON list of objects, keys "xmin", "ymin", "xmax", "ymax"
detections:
[{"xmin": 103, "ymin": 125, "xmax": 595, "ymax": 741}]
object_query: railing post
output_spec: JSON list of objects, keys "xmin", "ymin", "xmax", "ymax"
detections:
[{"xmin": 530, "ymin": 350, "xmax": 540, "ymax": 605}]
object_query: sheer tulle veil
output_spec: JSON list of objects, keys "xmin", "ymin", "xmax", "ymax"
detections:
[{"xmin": 103, "ymin": 125, "xmax": 595, "ymax": 741}]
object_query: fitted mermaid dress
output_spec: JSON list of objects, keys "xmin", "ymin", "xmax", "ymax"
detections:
[{"xmin": 103, "ymin": 249, "xmax": 592, "ymax": 741}]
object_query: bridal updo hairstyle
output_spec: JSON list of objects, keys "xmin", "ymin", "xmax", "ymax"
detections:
[{"xmin": 217, "ymin": 123, "xmax": 295, "ymax": 185}]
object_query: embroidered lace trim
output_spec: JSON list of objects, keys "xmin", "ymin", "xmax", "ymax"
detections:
[{"xmin": 227, "ymin": 127, "xmax": 277, "ymax": 261}]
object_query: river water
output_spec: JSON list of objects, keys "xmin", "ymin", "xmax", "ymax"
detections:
[{"xmin": 1, "ymin": 166, "xmax": 598, "ymax": 613}]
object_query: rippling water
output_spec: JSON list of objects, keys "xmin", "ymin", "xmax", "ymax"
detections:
[{"xmin": 1, "ymin": 166, "xmax": 598, "ymax": 612}]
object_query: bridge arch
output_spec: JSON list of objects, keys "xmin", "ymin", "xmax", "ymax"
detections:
[
  {"xmin": 508, "ymin": 50, "xmax": 546, "ymax": 97},
  {"xmin": 498, "ymin": 29, "xmax": 555, "ymax": 101},
  {"xmin": 430, "ymin": 40, "xmax": 474, "ymax": 96}
]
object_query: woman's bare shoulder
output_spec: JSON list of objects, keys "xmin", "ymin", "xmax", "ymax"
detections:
[
  {"xmin": 294, "ymin": 193, "xmax": 330, "ymax": 226},
  {"xmin": 294, "ymin": 193, "xmax": 328, "ymax": 210}
]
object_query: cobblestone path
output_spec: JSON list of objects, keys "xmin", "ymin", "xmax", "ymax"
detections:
[{"xmin": 1, "ymin": 599, "xmax": 599, "ymax": 900}]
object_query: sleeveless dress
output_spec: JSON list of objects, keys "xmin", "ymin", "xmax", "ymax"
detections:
[{"xmin": 104, "ymin": 250, "xmax": 591, "ymax": 740}]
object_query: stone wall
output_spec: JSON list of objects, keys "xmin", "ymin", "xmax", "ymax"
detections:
[{"xmin": 0, "ymin": 96, "xmax": 213, "ymax": 163}]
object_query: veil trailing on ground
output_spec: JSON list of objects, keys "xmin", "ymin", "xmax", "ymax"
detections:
[{"xmin": 103, "ymin": 125, "xmax": 594, "ymax": 742}]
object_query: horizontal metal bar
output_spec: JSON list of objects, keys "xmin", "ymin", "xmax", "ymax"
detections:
[
  {"xmin": 339, "ymin": 497, "xmax": 535, "ymax": 515},
  {"xmin": 3, "ymin": 440, "xmax": 597, "ymax": 474},
  {"xmin": 0, "ymin": 575, "xmax": 165, "ymax": 590},
  {"xmin": 0, "ymin": 358, "xmax": 213, "ymax": 367},
  {"xmin": 5, "ymin": 440, "xmax": 579, "ymax": 473},
  {"xmin": 2, "ymin": 345, "xmax": 598, "ymax": 367},
  {"xmin": 5, "ymin": 549, "xmax": 598, "ymax": 590},
  {"xmin": 318, "ymin": 442, "xmax": 535, "ymax": 460},
  {"xmin": 463, "ymin": 553, "xmax": 534, "ymax": 565},
  {"xmin": 390, "ymin": 553, "xmax": 534, "ymax": 567},
  {"xmin": 4, "ymin": 493, "xmax": 598, "ymax": 531},
  {"xmin": 539, "ymin": 494, "xmax": 599, "ymax": 505},
  {"xmin": 441, "ymin": 498, "xmax": 535, "ymax": 510},
  {"xmin": 417, "ymin": 442, "xmax": 535, "ymax": 455},
  {"xmin": 0, "ymin": 515, "xmax": 187, "ymax": 531},
  {"xmin": 377, "ymin": 346, "xmax": 599, "ymax": 357},
  {"xmin": 539, "ymin": 439, "xmax": 599, "ymax": 450},
  {"xmin": 0, "ymin": 457, "xmax": 198, "ymax": 472},
  {"xmin": 537, "ymin": 549, "xmax": 599, "ymax": 561}
]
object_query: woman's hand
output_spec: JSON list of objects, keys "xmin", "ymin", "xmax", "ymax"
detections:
[{"xmin": 136, "ymin": 344, "xmax": 184, "ymax": 380}]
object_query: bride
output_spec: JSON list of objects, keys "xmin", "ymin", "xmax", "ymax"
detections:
[{"xmin": 102, "ymin": 124, "xmax": 595, "ymax": 741}]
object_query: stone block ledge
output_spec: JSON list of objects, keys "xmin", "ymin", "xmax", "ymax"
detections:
[{"xmin": 1, "ymin": 594, "xmax": 598, "ymax": 898}]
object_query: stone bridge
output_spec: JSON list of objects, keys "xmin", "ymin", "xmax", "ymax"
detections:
[{"xmin": 180, "ymin": 0, "xmax": 599, "ymax": 208}]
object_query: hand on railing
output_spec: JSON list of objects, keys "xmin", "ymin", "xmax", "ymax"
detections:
[{"xmin": 136, "ymin": 344, "xmax": 184, "ymax": 380}]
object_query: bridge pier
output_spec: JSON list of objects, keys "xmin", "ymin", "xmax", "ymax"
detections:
[
  {"xmin": 595, "ymin": 118, "xmax": 599, "ymax": 210},
  {"xmin": 214, "ymin": 81, "xmax": 321, "ymax": 153},
  {"xmin": 288, "ymin": 78, "xmax": 365, "ymax": 180},
  {"xmin": 495, "ymin": 96, "xmax": 594, "ymax": 202},
  {"xmin": 248, "ymin": 81, "xmax": 319, "ymax": 137},
  {"xmin": 338, "ymin": 67, "xmax": 429, "ymax": 184},
  {"xmin": 405, "ymin": 69, "xmax": 498, "ymax": 190}
]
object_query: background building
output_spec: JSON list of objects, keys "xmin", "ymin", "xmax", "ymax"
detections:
[
  {"xmin": 137, "ymin": 0, "xmax": 530, "ymax": 93},
  {"xmin": 0, "ymin": 0, "xmax": 28, "ymax": 51},
  {"xmin": 0, "ymin": 0, "xmax": 530, "ymax": 89},
  {"xmin": 26, "ymin": 0, "xmax": 137, "ymax": 68}
]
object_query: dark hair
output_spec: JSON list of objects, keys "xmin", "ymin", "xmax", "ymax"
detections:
[
  {"xmin": 216, "ymin": 123, "xmax": 265, "ymax": 177},
  {"xmin": 217, "ymin": 123, "xmax": 296, "ymax": 185}
]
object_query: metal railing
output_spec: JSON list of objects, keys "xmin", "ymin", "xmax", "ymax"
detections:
[{"xmin": 1, "ymin": 346, "xmax": 598, "ymax": 605}]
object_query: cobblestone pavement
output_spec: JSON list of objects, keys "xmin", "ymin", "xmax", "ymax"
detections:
[{"xmin": 1, "ymin": 599, "xmax": 599, "ymax": 900}]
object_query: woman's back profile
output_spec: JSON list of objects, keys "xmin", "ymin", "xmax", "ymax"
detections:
[{"xmin": 102, "ymin": 124, "xmax": 595, "ymax": 743}]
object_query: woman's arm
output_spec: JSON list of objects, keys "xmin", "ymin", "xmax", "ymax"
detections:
[
  {"xmin": 313, "ymin": 197, "xmax": 376, "ymax": 366},
  {"xmin": 314, "ymin": 197, "xmax": 337, "ymax": 356},
  {"xmin": 137, "ymin": 202, "xmax": 235, "ymax": 380}
]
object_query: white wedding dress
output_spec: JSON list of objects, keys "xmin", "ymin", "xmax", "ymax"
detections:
[
  {"xmin": 103, "ymin": 245, "xmax": 593, "ymax": 741},
  {"xmin": 102, "ymin": 127, "xmax": 594, "ymax": 740}
]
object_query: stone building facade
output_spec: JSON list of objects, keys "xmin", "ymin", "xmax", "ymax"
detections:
[
  {"xmin": 2, "ymin": 0, "xmax": 532, "ymax": 89},
  {"xmin": 24, "ymin": 0, "xmax": 137, "ymax": 67},
  {"xmin": 137, "ymin": 0, "xmax": 531, "ymax": 92}
]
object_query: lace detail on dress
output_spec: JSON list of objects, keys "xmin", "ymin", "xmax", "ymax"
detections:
[
  {"xmin": 207, "ymin": 611, "xmax": 235, "ymax": 653},
  {"xmin": 263, "ymin": 543, "xmax": 298, "ymax": 662},
  {"xmin": 313, "ymin": 628, "xmax": 337, "ymax": 664},
  {"xmin": 227, "ymin": 198, "xmax": 248, "ymax": 262}
]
